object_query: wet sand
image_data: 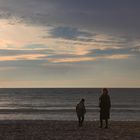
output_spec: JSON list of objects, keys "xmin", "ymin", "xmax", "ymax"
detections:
[{"xmin": 0, "ymin": 120, "xmax": 139, "ymax": 140}]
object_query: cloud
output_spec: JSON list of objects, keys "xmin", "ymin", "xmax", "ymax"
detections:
[
  {"xmin": 0, "ymin": 0, "xmax": 140, "ymax": 87},
  {"xmin": 0, "ymin": 1, "xmax": 139, "ymax": 64},
  {"xmin": 0, "ymin": 46, "xmax": 53, "ymax": 62},
  {"xmin": 131, "ymin": 46, "xmax": 140, "ymax": 53},
  {"xmin": 104, "ymin": 54, "xmax": 132, "ymax": 60},
  {"xmin": 47, "ymin": 54, "xmax": 132, "ymax": 63},
  {"xmin": 0, "ymin": 54, "xmax": 46, "ymax": 61},
  {"xmin": 48, "ymin": 57, "xmax": 96, "ymax": 63},
  {"xmin": 0, "ymin": 42, "xmax": 56, "ymax": 58},
  {"xmin": 0, "ymin": 0, "xmax": 140, "ymax": 36},
  {"xmin": 0, "ymin": 0, "xmax": 140, "ymax": 53},
  {"xmin": 0, "ymin": 19, "xmax": 51, "ymax": 49},
  {"xmin": 0, "ymin": 47, "xmax": 134, "ymax": 63},
  {"xmin": 45, "ymin": 49, "xmax": 133, "ymax": 63},
  {"xmin": 0, "ymin": 67, "xmax": 16, "ymax": 71},
  {"xmin": 49, "ymin": 26, "xmax": 93, "ymax": 41},
  {"xmin": 23, "ymin": 44, "xmax": 48, "ymax": 49},
  {"xmin": 87, "ymin": 48, "xmax": 132, "ymax": 57}
]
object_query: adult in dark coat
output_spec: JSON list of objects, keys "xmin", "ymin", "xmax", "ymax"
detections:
[
  {"xmin": 99, "ymin": 88, "xmax": 111, "ymax": 128},
  {"xmin": 76, "ymin": 98, "xmax": 86, "ymax": 127}
]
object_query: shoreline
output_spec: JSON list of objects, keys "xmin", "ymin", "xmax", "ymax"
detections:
[
  {"xmin": 0, "ymin": 120, "xmax": 139, "ymax": 140},
  {"xmin": 0, "ymin": 119, "xmax": 140, "ymax": 122}
]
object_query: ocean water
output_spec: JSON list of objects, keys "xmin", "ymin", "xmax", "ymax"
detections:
[{"xmin": 0, "ymin": 88, "xmax": 139, "ymax": 121}]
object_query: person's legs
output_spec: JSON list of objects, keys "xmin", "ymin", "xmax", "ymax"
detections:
[
  {"xmin": 100, "ymin": 110, "xmax": 103, "ymax": 128},
  {"xmin": 100, "ymin": 118, "xmax": 103, "ymax": 128},
  {"xmin": 81, "ymin": 116, "xmax": 84, "ymax": 126},
  {"xmin": 105, "ymin": 119, "xmax": 108, "ymax": 128},
  {"xmin": 78, "ymin": 116, "xmax": 82, "ymax": 127},
  {"xmin": 78, "ymin": 116, "xmax": 81, "ymax": 126}
]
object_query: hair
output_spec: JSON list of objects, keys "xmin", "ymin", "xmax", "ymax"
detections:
[
  {"xmin": 81, "ymin": 98, "xmax": 85, "ymax": 102},
  {"xmin": 102, "ymin": 88, "xmax": 108, "ymax": 94}
]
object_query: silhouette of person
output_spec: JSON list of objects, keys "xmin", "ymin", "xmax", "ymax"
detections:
[
  {"xmin": 99, "ymin": 88, "xmax": 111, "ymax": 128},
  {"xmin": 76, "ymin": 98, "xmax": 86, "ymax": 127}
]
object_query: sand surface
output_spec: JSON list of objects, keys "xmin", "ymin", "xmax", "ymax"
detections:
[{"xmin": 0, "ymin": 120, "xmax": 139, "ymax": 140}]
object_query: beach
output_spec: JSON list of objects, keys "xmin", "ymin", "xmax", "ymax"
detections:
[{"xmin": 0, "ymin": 120, "xmax": 139, "ymax": 140}]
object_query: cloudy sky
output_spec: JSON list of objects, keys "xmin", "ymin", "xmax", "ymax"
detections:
[{"xmin": 0, "ymin": 0, "xmax": 140, "ymax": 87}]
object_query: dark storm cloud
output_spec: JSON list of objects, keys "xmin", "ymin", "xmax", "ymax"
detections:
[{"xmin": 0, "ymin": 0, "xmax": 140, "ymax": 36}]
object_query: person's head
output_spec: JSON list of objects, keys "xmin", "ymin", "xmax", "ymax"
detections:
[
  {"xmin": 102, "ymin": 88, "xmax": 108, "ymax": 95},
  {"xmin": 81, "ymin": 98, "xmax": 85, "ymax": 103}
]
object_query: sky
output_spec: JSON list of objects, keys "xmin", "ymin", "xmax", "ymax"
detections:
[{"xmin": 0, "ymin": 0, "xmax": 140, "ymax": 87}]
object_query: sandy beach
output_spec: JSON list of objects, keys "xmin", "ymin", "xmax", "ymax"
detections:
[{"xmin": 0, "ymin": 120, "xmax": 139, "ymax": 140}]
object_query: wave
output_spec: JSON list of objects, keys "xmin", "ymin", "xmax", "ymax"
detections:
[{"xmin": 0, "ymin": 107, "xmax": 140, "ymax": 114}]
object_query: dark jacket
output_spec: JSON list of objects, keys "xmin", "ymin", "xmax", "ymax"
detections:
[
  {"xmin": 76, "ymin": 101, "xmax": 86, "ymax": 117},
  {"xmin": 99, "ymin": 94, "xmax": 111, "ymax": 119}
]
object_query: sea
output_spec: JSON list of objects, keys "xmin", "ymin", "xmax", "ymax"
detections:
[{"xmin": 0, "ymin": 88, "xmax": 139, "ymax": 121}]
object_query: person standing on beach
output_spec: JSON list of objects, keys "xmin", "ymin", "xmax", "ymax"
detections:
[
  {"xmin": 76, "ymin": 98, "xmax": 86, "ymax": 127},
  {"xmin": 99, "ymin": 88, "xmax": 111, "ymax": 128}
]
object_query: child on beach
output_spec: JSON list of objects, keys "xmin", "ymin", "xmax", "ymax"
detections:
[{"xmin": 76, "ymin": 98, "xmax": 86, "ymax": 127}]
